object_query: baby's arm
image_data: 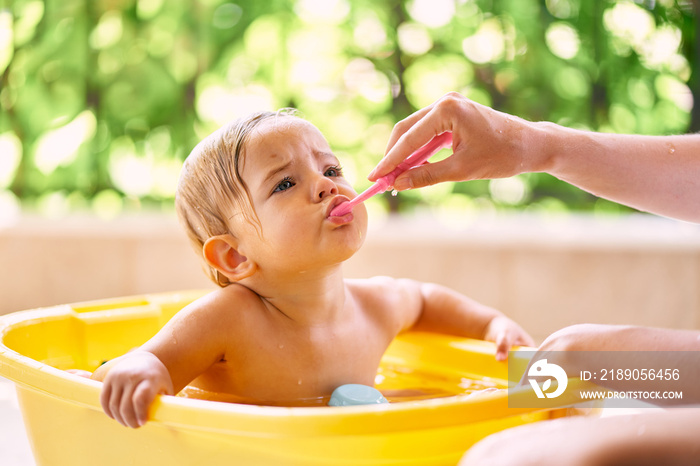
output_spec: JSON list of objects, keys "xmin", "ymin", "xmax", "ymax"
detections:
[
  {"xmin": 405, "ymin": 281, "xmax": 535, "ymax": 359},
  {"xmin": 91, "ymin": 291, "xmax": 237, "ymax": 428}
]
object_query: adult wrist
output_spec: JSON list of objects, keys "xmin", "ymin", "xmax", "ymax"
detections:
[{"xmin": 528, "ymin": 120, "xmax": 568, "ymax": 175}]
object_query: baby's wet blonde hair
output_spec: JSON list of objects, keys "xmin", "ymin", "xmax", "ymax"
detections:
[{"xmin": 175, "ymin": 109, "xmax": 298, "ymax": 287}]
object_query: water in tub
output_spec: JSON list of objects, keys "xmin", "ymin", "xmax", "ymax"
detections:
[{"xmin": 176, "ymin": 363, "xmax": 501, "ymax": 407}]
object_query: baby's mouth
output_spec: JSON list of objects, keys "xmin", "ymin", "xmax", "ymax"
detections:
[{"xmin": 326, "ymin": 196, "xmax": 351, "ymax": 218}]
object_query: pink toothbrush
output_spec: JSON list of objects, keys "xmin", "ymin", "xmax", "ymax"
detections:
[{"xmin": 330, "ymin": 132, "xmax": 453, "ymax": 217}]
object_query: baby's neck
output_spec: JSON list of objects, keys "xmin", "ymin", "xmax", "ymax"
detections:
[{"xmin": 248, "ymin": 265, "xmax": 350, "ymax": 326}]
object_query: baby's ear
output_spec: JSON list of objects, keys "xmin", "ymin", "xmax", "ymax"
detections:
[{"xmin": 202, "ymin": 235, "xmax": 257, "ymax": 282}]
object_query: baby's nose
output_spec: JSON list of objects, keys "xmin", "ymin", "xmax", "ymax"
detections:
[{"xmin": 317, "ymin": 176, "xmax": 338, "ymax": 200}]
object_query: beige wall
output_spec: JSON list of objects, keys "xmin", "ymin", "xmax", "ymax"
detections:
[{"xmin": 1, "ymin": 213, "xmax": 699, "ymax": 342}]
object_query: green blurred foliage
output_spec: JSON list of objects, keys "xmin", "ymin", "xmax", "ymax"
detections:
[{"xmin": 0, "ymin": 0, "xmax": 697, "ymax": 218}]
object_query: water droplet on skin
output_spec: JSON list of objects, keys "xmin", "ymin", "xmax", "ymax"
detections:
[
  {"xmin": 297, "ymin": 379, "xmax": 303, "ymax": 385},
  {"xmin": 391, "ymin": 189, "xmax": 398, "ymax": 197}
]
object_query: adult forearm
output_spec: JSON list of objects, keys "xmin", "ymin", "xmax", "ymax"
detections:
[
  {"xmin": 538, "ymin": 124, "xmax": 700, "ymax": 222},
  {"xmin": 461, "ymin": 408, "xmax": 700, "ymax": 466},
  {"xmin": 585, "ymin": 409, "xmax": 700, "ymax": 466}
]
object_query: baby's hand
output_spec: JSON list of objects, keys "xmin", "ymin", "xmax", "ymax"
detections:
[
  {"xmin": 96, "ymin": 351, "xmax": 174, "ymax": 428},
  {"xmin": 484, "ymin": 316, "xmax": 536, "ymax": 361}
]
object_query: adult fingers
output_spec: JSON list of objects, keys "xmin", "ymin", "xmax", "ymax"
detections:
[
  {"xmin": 371, "ymin": 92, "xmax": 469, "ymax": 181},
  {"xmin": 370, "ymin": 107, "xmax": 455, "ymax": 181},
  {"xmin": 383, "ymin": 104, "xmax": 435, "ymax": 155}
]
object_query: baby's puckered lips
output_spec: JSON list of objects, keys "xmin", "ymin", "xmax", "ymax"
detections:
[{"xmin": 326, "ymin": 196, "xmax": 354, "ymax": 225}]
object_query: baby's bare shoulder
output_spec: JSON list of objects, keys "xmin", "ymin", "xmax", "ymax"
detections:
[
  {"xmin": 346, "ymin": 276, "xmax": 421, "ymax": 301},
  {"xmin": 139, "ymin": 285, "xmax": 267, "ymax": 365},
  {"xmin": 176, "ymin": 284, "xmax": 266, "ymax": 328},
  {"xmin": 345, "ymin": 277, "xmax": 422, "ymax": 328}
]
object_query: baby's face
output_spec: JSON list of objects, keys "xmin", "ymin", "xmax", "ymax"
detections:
[{"xmin": 236, "ymin": 118, "xmax": 368, "ymax": 273}]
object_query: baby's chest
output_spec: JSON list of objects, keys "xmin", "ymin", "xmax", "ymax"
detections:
[
  {"xmin": 268, "ymin": 331, "xmax": 387, "ymax": 382},
  {"xmin": 217, "ymin": 328, "xmax": 393, "ymax": 402}
]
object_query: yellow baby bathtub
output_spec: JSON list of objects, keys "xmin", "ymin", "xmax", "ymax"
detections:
[{"xmin": 0, "ymin": 290, "xmax": 585, "ymax": 466}]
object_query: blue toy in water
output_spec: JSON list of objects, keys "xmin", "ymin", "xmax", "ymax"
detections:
[{"xmin": 328, "ymin": 384, "xmax": 389, "ymax": 406}]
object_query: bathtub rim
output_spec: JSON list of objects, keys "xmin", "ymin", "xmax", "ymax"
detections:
[{"xmin": 0, "ymin": 299, "xmax": 581, "ymax": 438}]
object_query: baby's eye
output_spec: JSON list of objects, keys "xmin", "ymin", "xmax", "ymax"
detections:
[
  {"xmin": 324, "ymin": 166, "xmax": 343, "ymax": 177},
  {"xmin": 274, "ymin": 177, "xmax": 295, "ymax": 193}
]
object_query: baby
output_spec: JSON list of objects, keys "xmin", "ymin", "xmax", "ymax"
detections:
[{"xmin": 92, "ymin": 110, "xmax": 534, "ymax": 428}]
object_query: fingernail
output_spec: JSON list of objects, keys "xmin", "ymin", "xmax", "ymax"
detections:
[
  {"xmin": 367, "ymin": 168, "xmax": 378, "ymax": 180},
  {"xmin": 394, "ymin": 177, "xmax": 413, "ymax": 191}
]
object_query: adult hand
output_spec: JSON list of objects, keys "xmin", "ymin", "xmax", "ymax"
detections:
[
  {"xmin": 368, "ymin": 92, "xmax": 547, "ymax": 191},
  {"xmin": 370, "ymin": 92, "xmax": 700, "ymax": 222},
  {"xmin": 523, "ymin": 324, "xmax": 700, "ymax": 404}
]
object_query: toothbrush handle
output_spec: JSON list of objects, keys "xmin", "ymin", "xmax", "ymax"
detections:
[
  {"xmin": 330, "ymin": 181, "xmax": 387, "ymax": 216},
  {"xmin": 347, "ymin": 181, "xmax": 388, "ymax": 208}
]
